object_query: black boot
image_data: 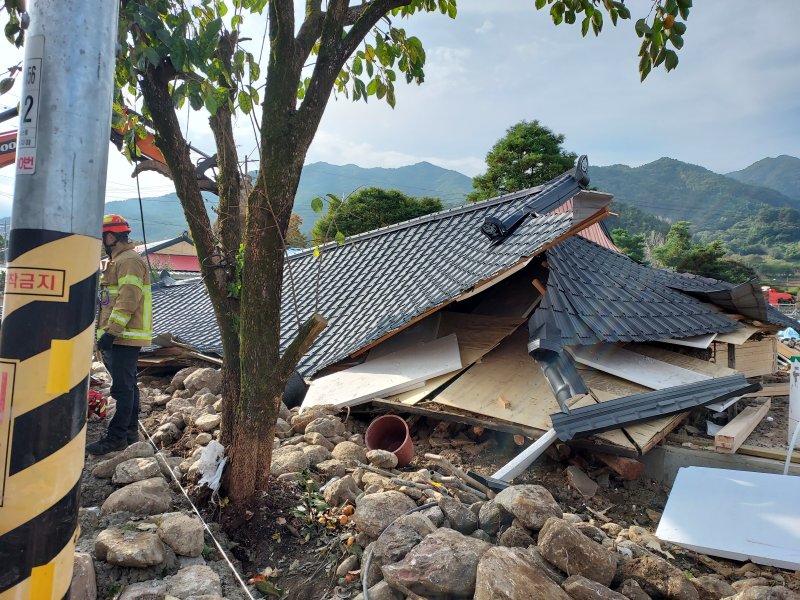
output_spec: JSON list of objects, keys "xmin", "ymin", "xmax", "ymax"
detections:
[{"xmin": 86, "ymin": 436, "xmax": 126, "ymax": 456}]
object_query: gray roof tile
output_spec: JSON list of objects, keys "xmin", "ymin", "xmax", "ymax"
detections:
[{"xmin": 152, "ymin": 188, "xmax": 583, "ymax": 376}]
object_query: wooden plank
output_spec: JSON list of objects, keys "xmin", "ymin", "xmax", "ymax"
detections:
[
  {"xmin": 715, "ymin": 325, "xmax": 760, "ymax": 345},
  {"xmin": 667, "ymin": 432, "xmax": 800, "ymax": 464},
  {"xmin": 569, "ymin": 344, "xmax": 710, "ymax": 389},
  {"xmin": 742, "ymin": 384, "xmax": 789, "ymax": 398},
  {"xmin": 431, "ymin": 328, "xmax": 565, "ymax": 431},
  {"xmin": 394, "ymin": 314, "xmax": 523, "ymax": 405},
  {"xmin": 301, "ymin": 334, "xmax": 462, "ymax": 411},
  {"xmin": 367, "ymin": 313, "xmax": 440, "ymax": 361},
  {"xmin": 631, "ymin": 345, "xmax": 738, "ymax": 378},
  {"xmin": 715, "ymin": 399, "xmax": 771, "ymax": 453}
]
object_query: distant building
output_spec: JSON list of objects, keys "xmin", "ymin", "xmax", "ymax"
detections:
[{"xmin": 135, "ymin": 231, "xmax": 200, "ymax": 277}]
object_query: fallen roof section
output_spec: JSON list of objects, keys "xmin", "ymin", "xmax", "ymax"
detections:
[
  {"xmin": 528, "ymin": 236, "xmax": 743, "ymax": 353},
  {"xmin": 549, "ymin": 374, "xmax": 759, "ymax": 441},
  {"xmin": 152, "ymin": 169, "xmax": 612, "ymax": 376}
]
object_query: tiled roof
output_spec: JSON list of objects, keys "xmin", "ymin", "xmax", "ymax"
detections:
[
  {"xmin": 528, "ymin": 236, "xmax": 745, "ymax": 352},
  {"xmin": 152, "ymin": 185, "xmax": 601, "ymax": 375}
]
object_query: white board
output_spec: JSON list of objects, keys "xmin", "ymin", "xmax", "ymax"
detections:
[
  {"xmin": 656, "ymin": 467, "xmax": 800, "ymax": 570},
  {"xmin": 658, "ymin": 333, "xmax": 717, "ymax": 349},
  {"xmin": 301, "ymin": 334, "xmax": 462, "ymax": 411},
  {"xmin": 568, "ymin": 344, "xmax": 708, "ymax": 390}
]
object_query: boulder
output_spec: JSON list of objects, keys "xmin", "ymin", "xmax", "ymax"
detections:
[
  {"xmin": 291, "ymin": 405, "xmax": 340, "ymax": 434},
  {"xmin": 194, "ymin": 414, "xmax": 221, "ymax": 432},
  {"xmin": 270, "ymin": 448, "xmax": 310, "ymax": 476},
  {"xmin": 71, "ymin": 553, "xmax": 97, "ymax": 600},
  {"xmin": 274, "ymin": 418, "xmax": 293, "ymax": 439},
  {"xmin": 353, "ymin": 491, "xmax": 416, "ymax": 538},
  {"xmin": 183, "ymin": 368, "xmax": 223, "ymax": 395},
  {"xmin": 157, "ymin": 512, "xmax": 205, "ymax": 557},
  {"xmin": 364, "ymin": 513, "xmax": 436, "ymax": 586},
  {"xmin": 478, "ymin": 499, "xmax": 513, "ymax": 536},
  {"xmin": 438, "ymin": 496, "xmax": 478, "ymax": 534},
  {"xmin": 166, "ymin": 397, "xmax": 193, "ymax": 414},
  {"xmin": 616, "ymin": 556, "xmax": 700, "ymax": 600},
  {"xmin": 101, "ymin": 478, "xmax": 172, "ymax": 515},
  {"xmin": 118, "ymin": 580, "xmax": 168, "ymax": 600},
  {"xmin": 305, "ymin": 416, "xmax": 346, "ymax": 438},
  {"xmin": 419, "ymin": 505, "xmax": 446, "ymax": 528},
  {"xmin": 92, "ymin": 442, "xmax": 154, "ymax": 479},
  {"xmin": 323, "ymin": 475, "xmax": 361, "ymax": 507},
  {"xmin": 617, "ymin": 579, "xmax": 652, "ymax": 600},
  {"xmin": 167, "ymin": 565, "xmax": 222, "ymax": 598},
  {"xmin": 195, "ymin": 392, "xmax": 217, "ymax": 408},
  {"xmin": 382, "ymin": 528, "xmax": 492, "ymax": 598},
  {"xmin": 562, "ymin": 575, "xmax": 629, "ymax": 600},
  {"xmin": 733, "ymin": 579, "xmax": 774, "ymax": 593},
  {"xmin": 354, "ymin": 581, "xmax": 403, "ymax": 600},
  {"xmin": 689, "ymin": 575, "xmax": 736, "ymax": 600},
  {"xmin": 315, "ymin": 459, "xmax": 347, "ymax": 479},
  {"xmin": 474, "ymin": 546, "xmax": 572, "ymax": 600},
  {"xmin": 113, "ymin": 457, "xmax": 161, "ymax": 485},
  {"xmin": 538, "ymin": 517, "xmax": 616, "ymax": 587},
  {"xmin": 565, "ymin": 466, "xmax": 599, "ymax": 498},
  {"xmin": 194, "ymin": 433, "xmax": 213, "ymax": 446},
  {"xmin": 171, "ymin": 367, "xmax": 199, "ymax": 390},
  {"xmin": 723, "ymin": 588, "xmax": 800, "ymax": 600},
  {"xmin": 95, "ymin": 529, "xmax": 166, "ymax": 567},
  {"xmin": 367, "ymin": 449, "xmax": 398, "ymax": 470},
  {"xmin": 498, "ymin": 526, "xmax": 536, "ymax": 548},
  {"xmin": 332, "ymin": 441, "xmax": 368, "ymax": 465},
  {"xmin": 494, "ymin": 484, "xmax": 563, "ymax": 531},
  {"xmin": 302, "ymin": 444, "xmax": 333, "ymax": 467},
  {"xmin": 304, "ymin": 432, "xmax": 335, "ymax": 450}
]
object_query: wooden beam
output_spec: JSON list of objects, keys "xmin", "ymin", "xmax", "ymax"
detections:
[
  {"xmin": 492, "ymin": 428, "xmax": 558, "ymax": 482},
  {"xmin": 531, "ymin": 278, "xmax": 546, "ymax": 295},
  {"xmin": 667, "ymin": 432, "xmax": 800, "ymax": 464},
  {"xmin": 742, "ymin": 384, "xmax": 789, "ymax": 398},
  {"xmin": 714, "ymin": 399, "xmax": 771, "ymax": 454}
]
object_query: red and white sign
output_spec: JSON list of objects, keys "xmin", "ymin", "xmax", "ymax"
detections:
[{"xmin": 15, "ymin": 35, "xmax": 44, "ymax": 176}]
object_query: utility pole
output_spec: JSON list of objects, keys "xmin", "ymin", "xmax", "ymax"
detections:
[{"xmin": 0, "ymin": 1, "xmax": 119, "ymax": 598}]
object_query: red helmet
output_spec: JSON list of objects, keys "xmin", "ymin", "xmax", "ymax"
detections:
[{"xmin": 103, "ymin": 214, "xmax": 131, "ymax": 235}]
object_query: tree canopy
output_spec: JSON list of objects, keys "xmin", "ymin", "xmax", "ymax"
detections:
[
  {"xmin": 2, "ymin": 0, "xmax": 695, "ymax": 504},
  {"xmin": 653, "ymin": 221, "xmax": 756, "ymax": 284},
  {"xmin": 311, "ymin": 187, "xmax": 442, "ymax": 242},
  {"xmin": 468, "ymin": 120, "xmax": 577, "ymax": 202},
  {"xmin": 610, "ymin": 228, "xmax": 646, "ymax": 263}
]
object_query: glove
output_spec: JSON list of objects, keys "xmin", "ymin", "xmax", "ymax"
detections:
[{"xmin": 97, "ymin": 332, "xmax": 115, "ymax": 351}]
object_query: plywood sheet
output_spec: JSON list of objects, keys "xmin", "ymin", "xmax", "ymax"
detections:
[
  {"xmin": 367, "ymin": 313, "xmax": 440, "ymax": 361},
  {"xmin": 569, "ymin": 344, "xmax": 710, "ymax": 389},
  {"xmin": 302, "ymin": 334, "xmax": 462, "ymax": 411},
  {"xmin": 656, "ymin": 467, "xmax": 800, "ymax": 570},
  {"xmin": 394, "ymin": 313, "xmax": 523, "ymax": 405},
  {"xmin": 431, "ymin": 328, "xmax": 561, "ymax": 431},
  {"xmin": 658, "ymin": 333, "xmax": 717, "ymax": 349},
  {"xmin": 715, "ymin": 324, "xmax": 760, "ymax": 345},
  {"xmin": 630, "ymin": 345, "xmax": 738, "ymax": 378}
]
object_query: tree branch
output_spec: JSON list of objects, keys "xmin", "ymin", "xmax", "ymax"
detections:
[
  {"xmin": 131, "ymin": 159, "xmax": 218, "ymax": 193},
  {"xmin": 340, "ymin": 0, "xmax": 412, "ymax": 57},
  {"xmin": 295, "ymin": 0, "xmax": 324, "ymax": 64},
  {"xmin": 276, "ymin": 313, "xmax": 327, "ymax": 384}
]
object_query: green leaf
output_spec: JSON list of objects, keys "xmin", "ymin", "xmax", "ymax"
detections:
[
  {"xmin": 670, "ymin": 33, "xmax": 684, "ymax": 50},
  {"xmin": 565, "ymin": 10, "xmax": 575, "ymax": 24},
  {"xmin": 366, "ymin": 78, "xmax": 378, "ymax": 95},
  {"xmin": 447, "ymin": 2, "xmax": 457, "ymax": 18},
  {"xmin": 311, "ymin": 197, "xmax": 324, "ymax": 213},
  {"xmin": 144, "ymin": 47, "xmax": 160, "ymax": 67},
  {"xmin": 352, "ymin": 56, "xmax": 363, "ymax": 75},
  {"xmin": 254, "ymin": 580, "xmax": 284, "ymax": 598},
  {"xmin": 664, "ymin": 49, "xmax": 679, "ymax": 71},
  {"xmin": 672, "ymin": 21, "xmax": 686, "ymax": 35},
  {"xmin": 634, "ymin": 18, "xmax": 651, "ymax": 37},
  {"xmin": 581, "ymin": 16, "xmax": 590, "ymax": 36},
  {"xmin": 535, "ymin": 0, "xmax": 547, "ymax": 9},
  {"xmin": 231, "ymin": 14, "xmax": 242, "ymax": 29},
  {"xmin": 238, "ymin": 90, "xmax": 252, "ymax": 114},
  {"xmin": 335, "ymin": 231, "xmax": 346, "ymax": 245},
  {"xmin": 0, "ymin": 78, "xmax": 14, "ymax": 95}
]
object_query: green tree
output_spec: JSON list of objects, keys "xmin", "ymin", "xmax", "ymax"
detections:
[
  {"xmin": 3, "ymin": 0, "xmax": 694, "ymax": 504},
  {"xmin": 311, "ymin": 187, "xmax": 442, "ymax": 242},
  {"xmin": 610, "ymin": 228, "xmax": 646, "ymax": 263},
  {"xmin": 653, "ymin": 222, "xmax": 756, "ymax": 283},
  {"xmin": 468, "ymin": 120, "xmax": 577, "ymax": 202}
]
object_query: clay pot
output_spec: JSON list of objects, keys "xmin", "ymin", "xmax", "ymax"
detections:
[{"xmin": 365, "ymin": 414, "xmax": 414, "ymax": 467}]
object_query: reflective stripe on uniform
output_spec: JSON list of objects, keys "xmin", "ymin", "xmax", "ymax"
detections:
[
  {"xmin": 118, "ymin": 274, "xmax": 145, "ymax": 290},
  {"xmin": 109, "ymin": 310, "xmax": 130, "ymax": 326}
]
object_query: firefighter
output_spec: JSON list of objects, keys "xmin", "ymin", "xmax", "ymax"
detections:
[{"xmin": 87, "ymin": 214, "xmax": 152, "ymax": 455}]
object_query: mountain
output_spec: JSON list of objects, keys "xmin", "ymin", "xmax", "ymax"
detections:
[
  {"xmin": 726, "ymin": 155, "xmax": 800, "ymax": 202},
  {"xmin": 107, "ymin": 161, "xmax": 474, "ymax": 241},
  {"xmin": 589, "ymin": 157, "xmax": 798, "ymax": 233},
  {"xmin": 292, "ymin": 161, "xmax": 472, "ymax": 233}
]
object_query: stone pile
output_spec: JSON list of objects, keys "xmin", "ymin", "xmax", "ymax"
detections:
[{"xmin": 79, "ymin": 367, "xmax": 799, "ymax": 600}]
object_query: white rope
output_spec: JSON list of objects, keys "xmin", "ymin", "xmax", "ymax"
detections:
[{"xmin": 137, "ymin": 420, "xmax": 257, "ymax": 600}]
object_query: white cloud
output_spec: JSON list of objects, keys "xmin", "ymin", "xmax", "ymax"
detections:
[{"xmin": 475, "ymin": 20, "xmax": 494, "ymax": 34}]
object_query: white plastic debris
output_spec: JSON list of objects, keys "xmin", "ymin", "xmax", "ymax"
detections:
[{"xmin": 197, "ymin": 440, "xmax": 226, "ymax": 492}]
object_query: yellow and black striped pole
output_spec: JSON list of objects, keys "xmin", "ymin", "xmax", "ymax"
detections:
[{"xmin": 0, "ymin": 1, "xmax": 119, "ymax": 598}]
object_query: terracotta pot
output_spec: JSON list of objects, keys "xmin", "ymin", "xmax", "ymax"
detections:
[{"xmin": 365, "ymin": 414, "xmax": 414, "ymax": 467}]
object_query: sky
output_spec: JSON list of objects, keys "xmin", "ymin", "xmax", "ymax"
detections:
[{"xmin": 0, "ymin": 0, "xmax": 798, "ymax": 217}]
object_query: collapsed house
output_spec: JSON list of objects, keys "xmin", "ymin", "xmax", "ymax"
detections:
[{"xmin": 148, "ymin": 157, "xmax": 796, "ymax": 460}]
